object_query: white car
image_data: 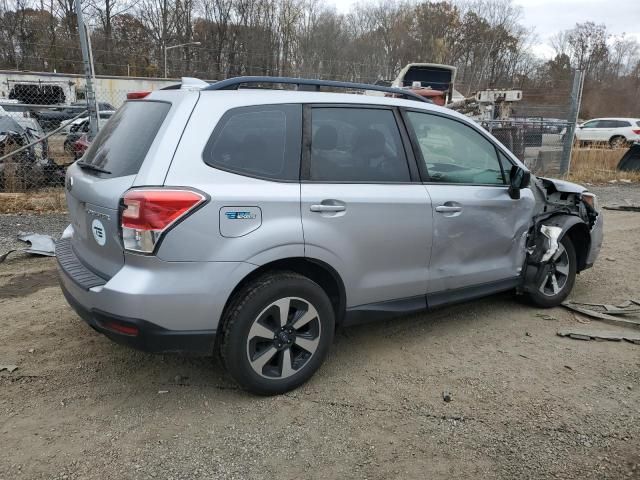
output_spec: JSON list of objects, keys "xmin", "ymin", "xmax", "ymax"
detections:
[{"xmin": 574, "ymin": 118, "xmax": 640, "ymax": 148}]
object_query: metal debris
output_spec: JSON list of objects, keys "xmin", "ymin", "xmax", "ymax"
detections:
[
  {"xmin": 18, "ymin": 232, "xmax": 56, "ymax": 256},
  {"xmin": 0, "ymin": 232, "xmax": 56, "ymax": 263},
  {"xmin": 561, "ymin": 301, "xmax": 640, "ymax": 327},
  {"xmin": 0, "ymin": 365, "xmax": 18, "ymax": 373},
  {"xmin": 603, "ymin": 205, "xmax": 640, "ymax": 212},
  {"xmin": 557, "ymin": 329, "xmax": 640, "ymax": 344},
  {"xmin": 0, "ymin": 249, "xmax": 17, "ymax": 263},
  {"xmin": 442, "ymin": 391, "xmax": 452, "ymax": 403}
]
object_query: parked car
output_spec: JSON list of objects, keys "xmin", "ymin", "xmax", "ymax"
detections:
[
  {"xmin": 0, "ymin": 102, "xmax": 49, "ymax": 159},
  {"xmin": 57, "ymin": 77, "xmax": 603, "ymax": 395},
  {"xmin": 71, "ymin": 133, "xmax": 93, "ymax": 159},
  {"xmin": 60, "ymin": 111, "xmax": 115, "ymax": 136},
  {"xmin": 0, "ymin": 116, "xmax": 63, "ymax": 189},
  {"xmin": 573, "ymin": 118, "xmax": 640, "ymax": 148},
  {"xmin": 32, "ymin": 102, "xmax": 116, "ymax": 131},
  {"xmin": 63, "ymin": 113, "xmax": 114, "ymax": 158}
]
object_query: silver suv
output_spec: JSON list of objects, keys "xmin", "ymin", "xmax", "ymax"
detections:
[{"xmin": 57, "ymin": 77, "xmax": 603, "ymax": 395}]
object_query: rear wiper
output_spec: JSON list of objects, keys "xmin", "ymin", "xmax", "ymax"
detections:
[{"xmin": 76, "ymin": 160, "xmax": 111, "ymax": 174}]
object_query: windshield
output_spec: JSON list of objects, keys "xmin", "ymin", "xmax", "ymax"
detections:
[{"xmin": 80, "ymin": 100, "xmax": 170, "ymax": 177}]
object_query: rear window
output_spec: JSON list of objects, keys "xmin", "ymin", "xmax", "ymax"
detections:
[{"xmin": 81, "ymin": 101, "xmax": 170, "ymax": 177}]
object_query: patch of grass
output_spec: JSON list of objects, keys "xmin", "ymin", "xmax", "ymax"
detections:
[
  {"xmin": 566, "ymin": 144, "xmax": 640, "ymax": 184},
  {"xmin": 0, "ymin": 188, "xmax": 66, "ymax": 213}
]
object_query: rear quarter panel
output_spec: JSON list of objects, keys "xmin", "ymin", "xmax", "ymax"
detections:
[{"xmin": 158, "ymin": 93, "xmax": 304, "ymax": 263}]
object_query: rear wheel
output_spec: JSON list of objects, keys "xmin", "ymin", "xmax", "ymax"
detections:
[
  {"xmin": 609, "ymin": 136, "xmax": 627, "ymax": 149},
  {"xmin": 525, "ymin": 235, "xmax": 577, "ymax": 308},
  {"xmin": 219, "ymin": 272, "xmax": 335, "ymax": 395}
]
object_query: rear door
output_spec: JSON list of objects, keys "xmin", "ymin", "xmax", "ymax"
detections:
[
  {"xmin": 402, "ymin": 109, "xmax": 536, "ymax": 303},
  {"xmin": 66, "ymin": 97, "xmax": 193, "ymax": 278},
  {"xmin": 300, "ymin": 105, "xmax": 432, "ymax": 308},
  {"xmin": 577, "ymin": 119, "xmax": 603, "ymax": 141}
]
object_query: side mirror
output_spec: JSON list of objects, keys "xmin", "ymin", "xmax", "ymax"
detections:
[{"xmin": 508, "ymin": 165, "xmax": 531, "ymax": 200}]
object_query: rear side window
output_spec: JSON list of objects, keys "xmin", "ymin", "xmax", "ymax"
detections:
[
  {"xmin": 203, "ymin": 104, "xmax": 302, "ymax": 181},
  {"xmin": 309, "ymin": 107, "xmax": 410, "ymax": 182},
  {"xmin": 614, "ymin": 120, "xmax": 631, "ymax": 128},
  {"xmin": 81, "ymin": 101, "xmax": 170, "ymax": 177}
]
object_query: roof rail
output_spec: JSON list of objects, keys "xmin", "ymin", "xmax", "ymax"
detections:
[{"xmin": 202, "ymin": 76, "xmax": 431, "ymax": 103}]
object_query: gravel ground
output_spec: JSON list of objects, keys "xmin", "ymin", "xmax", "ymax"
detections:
[{"xmin": 1, "ymin": 186, "xmax": 639, "ymax": 479}]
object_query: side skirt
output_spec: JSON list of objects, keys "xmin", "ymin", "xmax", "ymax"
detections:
[{"xmin": 341, "ymin": 277, "xmax": 522, "ymax": 327}]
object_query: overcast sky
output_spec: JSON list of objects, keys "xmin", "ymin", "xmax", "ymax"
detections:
[{"xmin": 330, "ymin": 0, "xmax": 640, "ymax": 60}]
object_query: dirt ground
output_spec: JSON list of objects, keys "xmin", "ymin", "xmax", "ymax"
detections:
[{"xmin": 1, "ymin": 188, "xmax": 640, "ymax": 480}]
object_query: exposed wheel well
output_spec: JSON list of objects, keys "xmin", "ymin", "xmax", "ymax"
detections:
[
  {"xmin": 565, "ymin": 223, "xmax": 590, "ymax": 272},
  {"xmin": 220, "ymin": 258, "xmax": 346, "ymax": 329}
]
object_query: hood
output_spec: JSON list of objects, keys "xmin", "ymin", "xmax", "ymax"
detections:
[{"xmin": 539, "ymin": 176, "xmax": 587, "ymax": 194}]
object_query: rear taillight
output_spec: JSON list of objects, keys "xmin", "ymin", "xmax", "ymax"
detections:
[
  {"xmin": 127, "ymin": 91, "xmax": 151, "ymax": 99},
  {"xmin": 120, "ymin": 188, "xmax": 206, "ymax": 253},
  {"xmin": 632, "ymin": 129, "xmax": 640, "ymax": 135}
]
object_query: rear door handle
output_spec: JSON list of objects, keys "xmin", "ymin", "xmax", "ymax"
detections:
[
  {"xmin": 435, "ymin": 205, "xmax": 462, "ymax": 213},
  {"xmin": 310, "ymin": 204, "xmax": 346, "ymax": 213}
]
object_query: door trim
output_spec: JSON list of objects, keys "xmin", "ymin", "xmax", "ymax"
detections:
[
  {"xmin": 342, "ymin": 295, "xmax": 427, "ymax": 326},
  {"xmin": 427, "ymin": 276, "xmax": 522, "ymax": 309},
  {"xmin": 341, "ymin": 276, "xmax": 523, "ymax": 326}
]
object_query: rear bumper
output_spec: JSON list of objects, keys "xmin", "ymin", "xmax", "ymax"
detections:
[
  {"xmin": 56, "ymin": 230, "xmax": 257, "ymax": 354},
  {"xmin": 59, "ymin": 280, "xmax": 216, "ymax": 354}
]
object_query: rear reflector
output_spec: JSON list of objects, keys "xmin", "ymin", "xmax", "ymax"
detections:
[
  {"xmin": 120, "ymin": 189, "xmax": 206, "ymax": 253},
  {"xmin": 103, "ymin": 321, "xmax": 139, "ymax": 336},
  {"xmin": 127, "ymin": 91, "xmax": 151, "ymax": 99}
]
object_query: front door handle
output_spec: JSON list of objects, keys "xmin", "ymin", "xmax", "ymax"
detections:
[
  {"xmin": 310, "ymin": 204, "xmax": 346, "ymax": 213},
  {"xmin": 435, "ymin": 205, "xmax": 462, "ymax": 213}
]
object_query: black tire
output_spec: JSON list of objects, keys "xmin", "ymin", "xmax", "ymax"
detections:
[
  {"xmin": 525, "ymin": 235, "xmax": 577, "ymax": 308},
  {"xmin": 219, "ymin": 271, "xmax": 335, "ymax": 395},
  {"xmin": 609, "ymin": 136, "xmax": 627, "ymax": 149}
]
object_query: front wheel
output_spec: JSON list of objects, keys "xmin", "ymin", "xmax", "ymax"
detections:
[
  {"xmin": 525, "ymin": 235, "xmax": 577, "ymax": 308},
  {"xmin": 219, "ymin": 272, "xmax": 335, "ymax": 395}
]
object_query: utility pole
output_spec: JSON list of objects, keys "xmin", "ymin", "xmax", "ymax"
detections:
[
  {"xmin": 75, "ymin": 0, "xmax": 99, "ymax": 137},
  {"xmin": 559, "ymin": 70, "xmax": 585, "ymax": 175}
]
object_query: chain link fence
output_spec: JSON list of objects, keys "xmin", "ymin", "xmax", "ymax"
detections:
[
  {"xmin": 0, "ymin": 86, "xmax": 129, "ymax": 211},
  {"xmin": 1, "ymin": 75, "xmax": 620, "ymax": 212},
  {"xmin": 481, "ymin": 117, "xmax": 569, "ymax": 176}
]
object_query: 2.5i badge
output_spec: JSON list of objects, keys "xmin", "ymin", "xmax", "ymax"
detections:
[{"xmin": 91, "ymin": 219, "xmax": 106, "ymax": 246}]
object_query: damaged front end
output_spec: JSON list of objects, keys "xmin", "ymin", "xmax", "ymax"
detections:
[{"xmin": 520, "ymin": 176, "xmax": 603, "ymax": 295}]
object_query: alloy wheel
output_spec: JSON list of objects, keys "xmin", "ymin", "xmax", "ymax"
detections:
[
  {"xmin": 246, "ymin": 297, "xmax": 321, "ymax": 379},
  {"xmin": 539, "ymin": 243, "xmax": 570, "ymax": 296}
]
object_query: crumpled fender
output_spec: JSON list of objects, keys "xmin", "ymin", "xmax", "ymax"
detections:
[{"xmin": 521, "ymin": 214, "xmax": 589, "ymax": 293}]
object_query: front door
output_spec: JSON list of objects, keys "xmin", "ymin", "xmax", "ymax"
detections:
[
  {"xmin": 300, "ymin": 106, "xmax": 432, "ymax": 308},
  {"xmin": 402, "ymin": 109, "xmax": 536, "ymax": 302}
]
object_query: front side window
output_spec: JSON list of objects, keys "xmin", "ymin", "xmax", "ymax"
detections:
[
  {"xmin": 406, "ymin": 111, "xmax": 505, "ymax": 185},
  {"xmin": 309, "ymin": 107, "xmax": 410, "ymax": 182},
  {"xmin": 204, "ymin": 104, "xmax": 301, "ymax": 181}
]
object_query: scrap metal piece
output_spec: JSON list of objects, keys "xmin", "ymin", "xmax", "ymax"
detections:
[
  {"xmin": 557, "ymin": 329, "xmax": 640, "ymax": 344},
  {"xmin": 540, "ymin": 225, "xmax": 563, "ymax": 262},
  {"xmin": 17, "ymin": 233, "xmax": 56, "ymax": 257},
  {"xmin": 603, "ymin": 205, "xmax": 640, "ymax": 212},
  {"xmin": 561, "ymin": 302, "xmax": 640, "ymax": 327},
  {"xmin": 0, "ymin": 365, "xmax": 18, "ymax": 373},
  {"xmin": 0, "ymin": 249, "xmax": 17, "ymax": 263}
]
